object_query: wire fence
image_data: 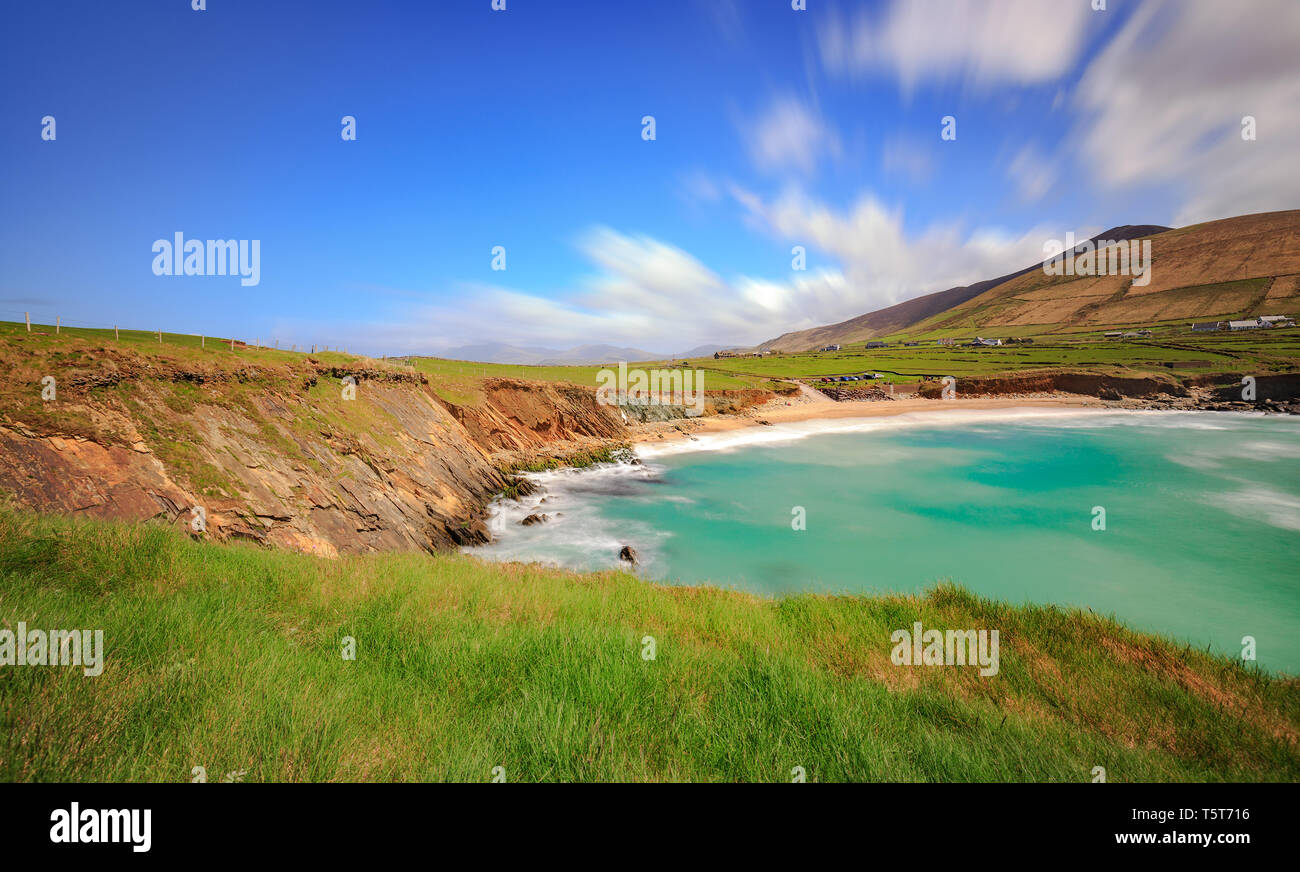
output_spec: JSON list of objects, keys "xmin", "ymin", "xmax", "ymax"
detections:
[
  {"xmin": 0, "ymin": 307, "xmax": 377, "ymax": 361},
  {"xmin": 0, "ymin": 309, "xmax": 630, "ymax": 379}
]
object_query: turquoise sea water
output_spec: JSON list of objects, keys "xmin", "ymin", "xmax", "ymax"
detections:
[{"xmin": 471, "ymin": 409, "xmax": 1300, "ymax": 673}]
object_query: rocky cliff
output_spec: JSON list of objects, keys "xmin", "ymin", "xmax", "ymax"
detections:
[{"xmin": 0, "ymin": 344, "xmax": 640, "ymax": 557}]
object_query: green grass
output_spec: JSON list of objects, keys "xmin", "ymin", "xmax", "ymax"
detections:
[
  {"xmin": 2, "ymin": 508, "xmax": 1296, "ymax": 782},
  {"xmin": 502, "ymin": 445, "xmax": 632, "ymax": 475},
  {"xmin": 409, "ymin": 356, "xmax": 772, "ymax": 405},
  {"xmin": 710, "ymin": 330, "xmax": 1300, "ymax": 382}
]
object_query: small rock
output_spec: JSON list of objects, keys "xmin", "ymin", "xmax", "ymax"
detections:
[
  {"xmin": 521, "ymin": 513, "xmax": 549, "ymax": 526},
  {"xmin": 618, "ymin": 545, "xmax": 638, "ymax": 565}
]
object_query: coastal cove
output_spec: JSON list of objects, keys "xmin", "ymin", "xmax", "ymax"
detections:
[{"xmin": 471, "ymin": 408, "xmax": 1300, "ymax": 674}]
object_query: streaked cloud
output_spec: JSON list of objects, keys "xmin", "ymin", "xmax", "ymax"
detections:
[
  {"xmin": 819, "ymin": 0, "xmax": 1093, "ymax": 91},
  {"xmin": 744, "ymin": 96, "xmax": 842, "ymax": 174},
  {"xmin": 730, "ymin": 184, "xmax": 1054, "ymax": 309},
  {"xmin": 1072, "ymin": 0, "xmax": 1300, "ymax": 224},
  {"xmin": 1006, "ymin": 145, "xmax": 1058, "ymax": 202}
]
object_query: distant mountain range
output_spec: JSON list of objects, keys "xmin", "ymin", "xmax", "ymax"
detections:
[
  {"xmin": 440, "ymin": 342, "xmax": 726, "ymax": 366},
  {"xmin": 760, "ymin": 210, "xmax": 1300, "ymax": 351}
]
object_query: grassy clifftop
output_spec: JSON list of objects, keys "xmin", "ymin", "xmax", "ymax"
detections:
[{"xmin": 1, "ymin": 508, "xmax": 1296, "ymax": 782}]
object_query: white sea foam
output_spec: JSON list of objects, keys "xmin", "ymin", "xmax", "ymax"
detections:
[
  {"xmin": 634, "ymin": 407, "xmax": 1279, "ymax": 459},
  {"xmin": 1213, "ymin": 486, "xmax": 1300, "ymax": 532},
  {"xmin": 1239, "ymin": 440, "xmax": 1300, "ymax": 461},
  {"xmin": 468, "ymin": 461, "xmax": 671, "ymax": 572},
  {"xmin": 1165, "ymin": 451, "xmax": 1223, "ymax": 471}
]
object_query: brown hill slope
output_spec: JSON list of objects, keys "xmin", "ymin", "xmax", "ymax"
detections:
[
  {"xmin": 764, "ymin": 210, "xmax": 1300, "ymax": 349},
  {"xmin": 761, "ymin": 225, "xmax": 1170, "ymax": 351},
  {"xmin": 916, "ymin": 210, "xmax": 1300, "ymax": 334}
]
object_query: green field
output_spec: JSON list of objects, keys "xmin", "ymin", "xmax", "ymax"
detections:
[
  {"xmin": 2, "ymin": 508, "xmax": 1296, "ymax": 782},
  {"xmin": 8, "ymin": 319, "xmax": 1297, "ymax": 404},
  {"xmin": 407, "ymin": 355, "xmax": 776, "ymax": 404},
  {"xmin": 0, "ymin": 321, "xmax": 782, "ymax": 409},
  {"xmin": 0, "ymin": 320, "xmax": 782, "ymax": 418},
  {"xmin": 713, "ymin": 329, "xmax": 1300, "ymax": 382}
]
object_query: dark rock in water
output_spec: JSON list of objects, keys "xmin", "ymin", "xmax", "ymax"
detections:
[
  {"xmin": 619, "ymin": 545, "xmax": 637, "ymax": 564},
  {"xmin": 521, "ymin": 513, "xmax": 549, "ymax": 526},
  {"xmin": 449, "ymin": 518, "xmax": 492, "ymax": 546}
]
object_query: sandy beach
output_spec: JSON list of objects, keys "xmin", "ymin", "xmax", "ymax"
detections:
[{"xmin": 630, "ymin": 385, "xmax": 1102, "ymax": 445}]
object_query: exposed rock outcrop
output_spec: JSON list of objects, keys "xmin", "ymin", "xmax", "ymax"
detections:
[
  {"xmin": 910, "ymin": 370, "xmax": 1300, "ymax": 413},
  {"xmin": 0, "ymin": 349, "xmax": 647, "ymax": 557}
]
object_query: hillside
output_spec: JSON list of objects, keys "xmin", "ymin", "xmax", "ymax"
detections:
[
  {"xmin": 0, "ymin": 331, "xmax": 634, "ymax": 557},
  {"xmin": 761, "ymin": 225, "xmax": 1170, "ymax": 351},
  {"xmin": 764, "ymin": 211, "xmax": 1300, "ymax": 350},
  {"xmin": 3, "ymin": 507, "xmax": 1297, "ymax": 781},
  {"xmin": 916, "ymin": 210, "xmax": 1300, "ymax": 335}
]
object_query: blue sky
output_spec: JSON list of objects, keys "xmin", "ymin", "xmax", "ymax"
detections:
[{"xmin": 2, "ymin": 0, "xmax": 1296, "ymax": 354}]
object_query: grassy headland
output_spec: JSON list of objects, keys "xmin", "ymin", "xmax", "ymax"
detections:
[{"xmin": 1, "ymin": 508, "xmax": 1296, "ymax": 782}]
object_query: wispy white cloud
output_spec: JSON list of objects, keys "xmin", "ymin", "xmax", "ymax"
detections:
[
  {"xmin": 312, "ymin": 229, "xmax": 838, "ymax": 354},
  {"xmin": 1072, "ymin": 0, "xmax": 1300, "ymax": 225},
  {"xmin": 700, "ymin": 0, "xmax": 745, "ymax": 46},
  {"xmin": 730, "ymin": 184, "xmax": 1054, "ymax": 309},
  {"xmin": 744, "ymin": 95, "xmax": 842, "ymax": 174},
  {"xmin": 299, "ymin": 192, "xmax": 1060, "ymax": 355},
  {"xmin": 819, "ymin": 0, "xmax": 1093, "ymax": 91},
  {"xmin": 1006, "ymin": 145, "xmax": 1058, "ymax": 202}
]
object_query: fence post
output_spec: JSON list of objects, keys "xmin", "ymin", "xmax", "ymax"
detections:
[
  {"xmin": 25, "ymin": 312, "xmax": 30, "ymax": 332},
  {"xmin": 158, "ymin": 329, "xmax": 162, "ymax": 343},
  {"xmin": 201, "ymin": 335, "xmax": 205, "ymax": 349},
  {"xmin": 115, "ymin": 325, "xmax": 119, "ymax": 340},
  {"xmin": 56, "ymin": 316, "xmax": 60, "ymax": 335},
  {"xmin": 230, "ymin": 337, "xmax": 234, "ymax": 351}
]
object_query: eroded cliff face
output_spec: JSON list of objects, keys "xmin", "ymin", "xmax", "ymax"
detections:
[
  {"xmin": 0, "ymin": 349, "xmax": 637, "ymax": 557},
  {"xmin": 908, "ymin": 370, "xmax": 1300, "ymax": 412},
  {"xmin": 913, "ymin": 372, "xmax": 1187, "ymax": 399},
  {"xmin": 446, "ymin": 378, "xmax": 627, "ymax": 453}
]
